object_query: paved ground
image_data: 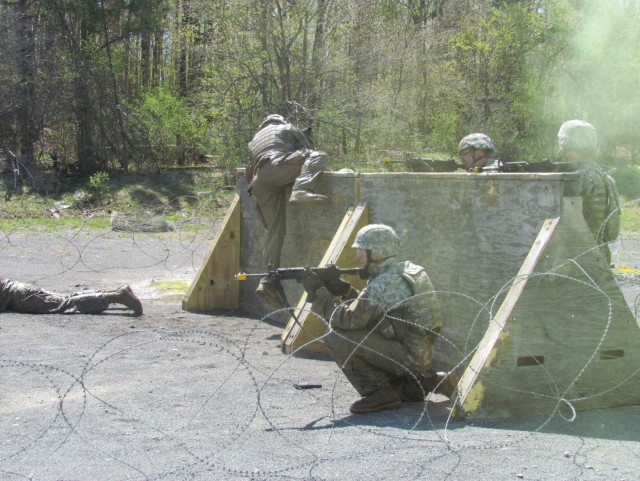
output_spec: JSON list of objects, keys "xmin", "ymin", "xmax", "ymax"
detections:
[{"xmin": 1, "ymin": 224, "xmax": 640, "ymax": 481}]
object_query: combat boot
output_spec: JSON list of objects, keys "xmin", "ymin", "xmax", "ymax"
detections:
[
  {"xmin": 433, "ymin": 371, "xmax": 459, "ymax": 399},
  {"xmin": 110, "ymin": 285, "xmax": 143, "ymax": 316},
  {"xmin": 349, "ymin": 386, "xmax": 402, "ymax": 414},
  {"xmin": 418, "ymin": 370, "xmax": 459, "ymax": 399},
  {"xmin": 289, "ymin": 189, "xmax": 327, "ymax": 203}
]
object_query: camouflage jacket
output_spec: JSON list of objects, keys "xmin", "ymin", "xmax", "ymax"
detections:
[
  {"xmin": 330, "ymin": 259, "xmax": 443, "ymax": 370},
  {"xmin": 577, "ymin": 163, "xmax": 621, "ymax": 247}
]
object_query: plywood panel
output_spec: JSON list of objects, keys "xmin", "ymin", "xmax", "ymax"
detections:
[
  {"xmin": 358, "ymin": 173, "xmax": 570, "ymax": 372},
  {"xmin": 182, "ymin": 194, "xmax": 240, "ymax": 311},
  {"xmin": 454, "ymin": 198, "xmax": 640, "ymax": 419}
]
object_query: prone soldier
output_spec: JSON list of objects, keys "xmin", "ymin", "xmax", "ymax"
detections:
[{"xmin": 0, "ymin": 274, "xmax": 143, "ymax": 316}]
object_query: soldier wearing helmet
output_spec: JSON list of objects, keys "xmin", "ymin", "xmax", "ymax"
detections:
[
  {"xmin": 247, "ymin": 113, "xmax": 329, "ymax": 307},
  {"xmin": 308, "ymin": 224, "xmax": 457, "ymax": 414},
  {"xmin": 558, "ymin": 120, "xmax": 620, "ymax": 263},
  {"xmin": 558, "ymin": 119, "xmax": 598, "ymax": 160},
  {"xmin": 458, "ymin": 133, "xmax": 501, "ymax": 172}
]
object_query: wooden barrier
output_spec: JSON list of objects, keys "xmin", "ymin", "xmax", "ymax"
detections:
[
  {"xmin": 182, "ymin": 194, "xmax": 240, "ymax": 311},
  {"xmin": 183, "ymin": 170, "xmax": 640, "ymax": 416},
  {"xmin": 453, "ymin": 197, "xmax": 640, "ymax": 419}
]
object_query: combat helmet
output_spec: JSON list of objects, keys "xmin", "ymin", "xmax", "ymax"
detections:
[
  {"xmin": 458, "ymin": 133, "xmax": 496, "ymax": 158},
  {"xmin": 352, "ymin": 224, "xmax": 400, "ymax": 258},
  {"xmin": 558, "ymin": 120, "xmax": 597, "ymax": 152},
  {"xmin": 259, "ymin": 114, "xmax": 286, "ymax": 130}
]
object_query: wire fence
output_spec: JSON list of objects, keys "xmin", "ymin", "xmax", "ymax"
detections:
[{"xmin": 1, "ymin": 205, "xmax": 640, "ymax": 481}]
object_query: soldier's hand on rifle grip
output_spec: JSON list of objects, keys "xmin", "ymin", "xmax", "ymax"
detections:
[
  {"xmin": 323, "ymin": 277, "xmax": 352, "ymax": 297},
  {"xmin": 301, "ymin": 275, "xmax": 323, "ymax": 302}
]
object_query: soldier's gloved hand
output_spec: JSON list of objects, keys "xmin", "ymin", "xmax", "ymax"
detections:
[
  {"xmin": 301, "ymin": 275, "xmax": 323, "ymax": 302},
  {"xmin": 322, "ymin": 277, "xmax": 352, "ymax": 297}
]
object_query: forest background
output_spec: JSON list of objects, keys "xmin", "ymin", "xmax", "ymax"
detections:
[{"xmin": 1, "ymin": 0, "xmax": 640, "ymax": 204}]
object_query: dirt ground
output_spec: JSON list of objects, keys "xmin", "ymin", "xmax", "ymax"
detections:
[{"xmin": 1, "ymin": 224, "xmax": 640, "ymax": 481}]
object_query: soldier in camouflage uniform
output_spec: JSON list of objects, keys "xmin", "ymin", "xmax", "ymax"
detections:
[
  {"xmin": 247, "ymin": 114, "xmax": 329, "ymax": 307},
  {"xmin": 558, "ymin": 120, "xmax": 621, "ymax": 264},
  {"xmin": 0, "ymin": 274, "xmax": 143, "ymax": 316},
  {"xmin": 458, "ymin": 133, "xmax": 502, "ymax": 172},
  {"xmin": 310, "ymin": 224, "xmax": 457, "ymax": 414}
]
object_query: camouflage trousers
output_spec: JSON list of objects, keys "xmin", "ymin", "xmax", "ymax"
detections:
[
  {"xmin": 1, "ymin": 280, "xmax": 111, "ymax": 314},
  {"xmin": 314, "ymin": 291, "xmax": 434, "ymax": 401},
  {"xmin": 249, "ymin": 149, "xmax": 328, "ymax": 269}
]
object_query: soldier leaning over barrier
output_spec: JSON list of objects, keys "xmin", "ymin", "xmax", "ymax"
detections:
[
  {"xmin": 0, "ymin": 274, "xmax": 143, "ymax": 316},
  {"xmin": 557, "ymin": 120, "xmax": 621, "ymax": 264},
  {"xmin": 458, "ymin": 133, "xmax": 501, "ymax": 172},
  {"xmin": 246, "ymin": 114, "xmax": 329, "ymax": 308},
  {"xmin": 306, "ymin": 224, "xmax": 458, "ymax": 414}
]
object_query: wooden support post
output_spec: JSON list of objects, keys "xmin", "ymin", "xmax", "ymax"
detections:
[
  {"xmin": 182, "ymin": 194, "xmax": 240, "ymax": 311},
  {"xmin": 453, "ymin": 198, "xmax": 640, "ymax": 419},
  {"xmin": 280, "ymin": 202, "xmax": 369, "ymax": 353}
]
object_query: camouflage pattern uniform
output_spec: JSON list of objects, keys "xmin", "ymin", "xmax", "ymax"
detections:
[
  {"xmin": 577, "ymin": 164, "xmax": 621, "ymax": 262},
  {"xmin": 315, "ymin": 225, "xmax": 443, "ymax": 402},
  {"xmin": 458, "ymin": 132, "xmax": 500, "ymax": 172},
  {"xmin": 248, "ymin": 114, "xmax": 328, "ymax": 269},
  {"xmin": 558, "ymin": 120, "xmax": 621, "ymax": 263},
  {"xmin": 0, "ymin": 274, "xmax": 143, "ymax": 315}
]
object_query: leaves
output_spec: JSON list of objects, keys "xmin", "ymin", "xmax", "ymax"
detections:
[{"xmin": 1, "ymin": 0, "xmax": 640, "ymax": 182}]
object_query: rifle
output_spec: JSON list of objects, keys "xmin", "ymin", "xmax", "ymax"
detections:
[
  {"xmin": 381, "ymin": 151, "xmax": 463, "ymax": 172},
  {"xmin": 236, "ymin": 265, "xmax": 367, "ymax": 302},
  {"xmin": 486, "ymin": 160, "xmax": 576, "ymax": 173}
]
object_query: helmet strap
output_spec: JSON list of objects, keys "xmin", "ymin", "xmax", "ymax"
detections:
[
  {"xmin": 363, "ymin": 250, "xmax": 395, "ymax": 277},
  {"xmin": 363, "ymin": 250, "xmax": 374, "ymax": 277}
]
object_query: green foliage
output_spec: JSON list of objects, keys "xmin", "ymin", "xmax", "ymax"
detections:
[
  {"xmin": 126, "ymin": 87, "xmax": 218, "ymax": 170},
  {"xmin": 89, "ymin": 171, "xmax": 110, "ymax": 204},
  {"xmin": 555, "ymin": 1, "xmax": 640, "ymax": 154},
  {"xmin": 89, "ymin": 171, "xmax": 109, "ymax": 189},
  {"xmin": 3, "ymin": 0, "xmax": 640, "ymax": 180},
  {"xmin": 621, "ymin": 201, "xmax": 640, "ymax": 234},
  {"xmin": 0, "ymin": 169, "xmax": 233, "ymax": 227},
  {"xmin": 609, "ymin": 163, "xmax": 640, "ymax": 200}
]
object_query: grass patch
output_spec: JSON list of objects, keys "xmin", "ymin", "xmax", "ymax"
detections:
[
  {"xmin": 621, "ymin": 199, "xmax": 640, "ymax": 233},
  {"xmin": 0, "ymin": 216, "xmax": 111, "ymax": 231},
  {"xmin": 1, "ymin": 168, "xmax": 235, "ymax": 229},
  {"xmin": 149, "ymin": 279, "xmax": 191, "ymax": 292}
]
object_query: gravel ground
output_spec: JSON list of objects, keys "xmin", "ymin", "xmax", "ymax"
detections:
[{"xmin": 1, "ymin": 225, "xmax": 639, "ymax": 481}]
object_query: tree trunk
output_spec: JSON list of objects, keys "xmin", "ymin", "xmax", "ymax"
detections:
[
  {"xmin": 309, "ymin": 0, "xmax": 327, "ymax": 110},
  {"xmin": 178, "ymin": 0, "xmax": 190, "ymax": 95},
  {"xmin": 17, "ymin": 0, "xmax": 38, "ymax": 167}
]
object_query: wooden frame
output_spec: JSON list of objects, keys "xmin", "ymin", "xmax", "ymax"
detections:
[{"xmin": 280, "ymin": 202, "xmax": 369, "ymax": 353}]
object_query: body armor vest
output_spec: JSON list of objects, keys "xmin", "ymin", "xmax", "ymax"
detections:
[{"xmin": 248, "ymin": 123, "xmax": 311, "ymax": 166}]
